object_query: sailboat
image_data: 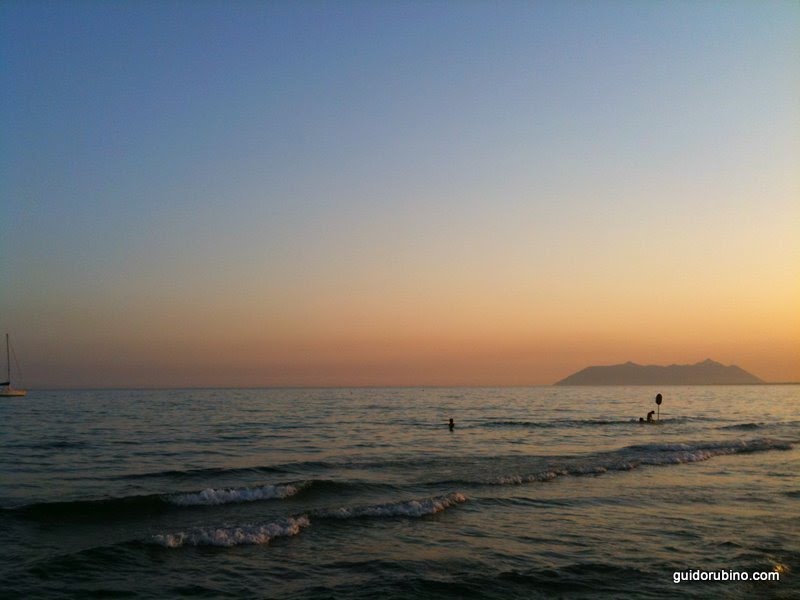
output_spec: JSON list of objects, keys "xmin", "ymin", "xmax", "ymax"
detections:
[{"xmin": 1, "ymin": 334, "xmax": 27, "ymax": 397}]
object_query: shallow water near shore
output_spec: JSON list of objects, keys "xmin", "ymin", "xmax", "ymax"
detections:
[{"xmin": 1, "ymin": 386, "xmax": 798, "ymax": 598}]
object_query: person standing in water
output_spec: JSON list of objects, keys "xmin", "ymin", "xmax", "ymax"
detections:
[{"xmin": 448, "ymin": 418, "xmax": 454, "ymax": 431}]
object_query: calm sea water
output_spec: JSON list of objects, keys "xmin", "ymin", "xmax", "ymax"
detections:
[{"xmin": 1, "ymin": 386, "xmax": 798, "ymax": 598}]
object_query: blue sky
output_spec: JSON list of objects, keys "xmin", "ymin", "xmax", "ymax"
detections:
[{"xmin": 2, "ymin": 1, "xmax": 798, "ymax": 386}]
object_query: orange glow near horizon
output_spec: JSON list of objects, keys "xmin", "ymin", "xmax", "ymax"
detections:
[
  {"xmin": 18, "ymin": 296, "xmax": 799, "ymax": 387},
  {"xmin": 7, "ymin": 224, "xmax": 800, "ymax": 387}
]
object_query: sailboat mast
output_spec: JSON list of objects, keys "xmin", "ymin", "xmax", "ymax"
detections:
[{"xmin": 0, "ymin": 334, "xmax": 25, "ymax": 396}]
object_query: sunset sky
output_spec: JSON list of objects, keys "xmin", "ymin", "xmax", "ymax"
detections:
[{"xmin": 2, "ymin": 1, "xmax": 798, "ymax": 387}]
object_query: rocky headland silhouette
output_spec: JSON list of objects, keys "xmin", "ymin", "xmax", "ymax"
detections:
[{"xmin": 555, "ymin": 359, "xmax": 764, "ymax": 385}]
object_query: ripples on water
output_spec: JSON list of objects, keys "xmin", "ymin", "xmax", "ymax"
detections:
[{"xmin": 1, "ymin": 386, "xmax": 798, "ymax": 598}]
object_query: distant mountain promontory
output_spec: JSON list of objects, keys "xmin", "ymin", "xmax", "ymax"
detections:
[{"xmin": 555, "ymin": 359, "xmax": 764, "ymax": 385}]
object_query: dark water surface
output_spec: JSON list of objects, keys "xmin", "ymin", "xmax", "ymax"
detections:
[{"xmin": 1, "ymin": 386, "xmax": 798, "ymax": 598}]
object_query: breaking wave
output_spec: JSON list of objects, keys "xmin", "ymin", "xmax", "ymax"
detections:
[
  {"xmin": 317, "ymin": 492, "xmax": 467, "ymax": 519},
  {"xmin": 151, "ymin": 493, "xmax": 467, "ymax": 548},
  {"xmin": 152, "ymin": 516, "xmax": 310, "ymax": 548},
  {"xmin": 622, "ymin": 439, "xmax": 791, "ymax": 456},
  {"xmin": 485, "ymin": 438, "xmax": 792, "ymax": 485},
  {"xmin": 5, "ymin": 481, "xmax": 310, "ymax": 520},
  {"xmin": 167, "ymin": 482, "xmax": 307, "ymax": 506}
]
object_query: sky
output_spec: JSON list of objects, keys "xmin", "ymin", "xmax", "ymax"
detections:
[{"xmin": 1, "ymin": 0, "xmax": 798, "ymax": 388}]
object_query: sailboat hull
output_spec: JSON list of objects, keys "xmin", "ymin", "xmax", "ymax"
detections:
[{"xmin": 1, "ymin": 387, "xmax": 26, "ymax": 397}]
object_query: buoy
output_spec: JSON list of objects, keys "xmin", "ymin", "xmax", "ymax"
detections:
[{"xmin": 655, "ymin": 393, "xmax": 662, "ymax": 422}]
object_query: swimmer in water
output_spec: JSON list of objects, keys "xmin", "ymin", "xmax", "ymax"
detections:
[{"xmin": 646, "ymin": 410, "xmax": 655, "ymax": 422}]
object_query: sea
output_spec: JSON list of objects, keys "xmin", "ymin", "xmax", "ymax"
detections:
[{"xmin": 1, "ymin": 386, "xmax": 797, "ymax": 599}]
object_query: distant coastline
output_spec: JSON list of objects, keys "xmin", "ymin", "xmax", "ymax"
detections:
[{"xmin": 555, "ymin": 359, "xmax": 765, "ymax": 386}]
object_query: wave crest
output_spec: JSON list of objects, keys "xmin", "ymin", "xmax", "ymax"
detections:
[
  {"xmin": 488, "ymin": 438, "xmax": 791, "ymax": 486},
  {"xmin": 167, "ymin": 482, "xmax": 305, "ymax": 506},
  {"xmin": 152, "ymin": 516, "xmax": 310, "ymax": 548},
  {"xmin": 625, "ymin": 438, "xmax": 792, "ymax": 456},
  {"xmin": 319, "ymin": 492, "xmax": 466, "ymax": 519}
]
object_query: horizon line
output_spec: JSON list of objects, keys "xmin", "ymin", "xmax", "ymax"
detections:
[{"xmin": 16, "ymin": 381, "xmax": 797, "ymax": 392}]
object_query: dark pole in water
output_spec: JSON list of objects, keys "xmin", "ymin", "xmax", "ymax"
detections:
[{"xmin": 655, "ymin": 393, "xmax": 662, "ymax": 422}]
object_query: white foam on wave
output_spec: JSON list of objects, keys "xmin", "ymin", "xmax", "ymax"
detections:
[
  {"xmin": 321, "ymin": 492, "xmax": 467, "ymax": 519},
  {"xmin": 152, "ymin": 515, "xmax": 310, "ymax": 548},
  {"xmin": 638, "ymin": 439, "xmax": 792, "ymax": 466},
  {"xmin": 494, "ymin": 470, "xmax": 567, "ymax": 485},
  {"xmin": 167, "ymin": 482, "xmax": 304, "ymax": 506},
  {"xmin": 491, "ymin": 439, "xmax": 792, "ymax": 486}
]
